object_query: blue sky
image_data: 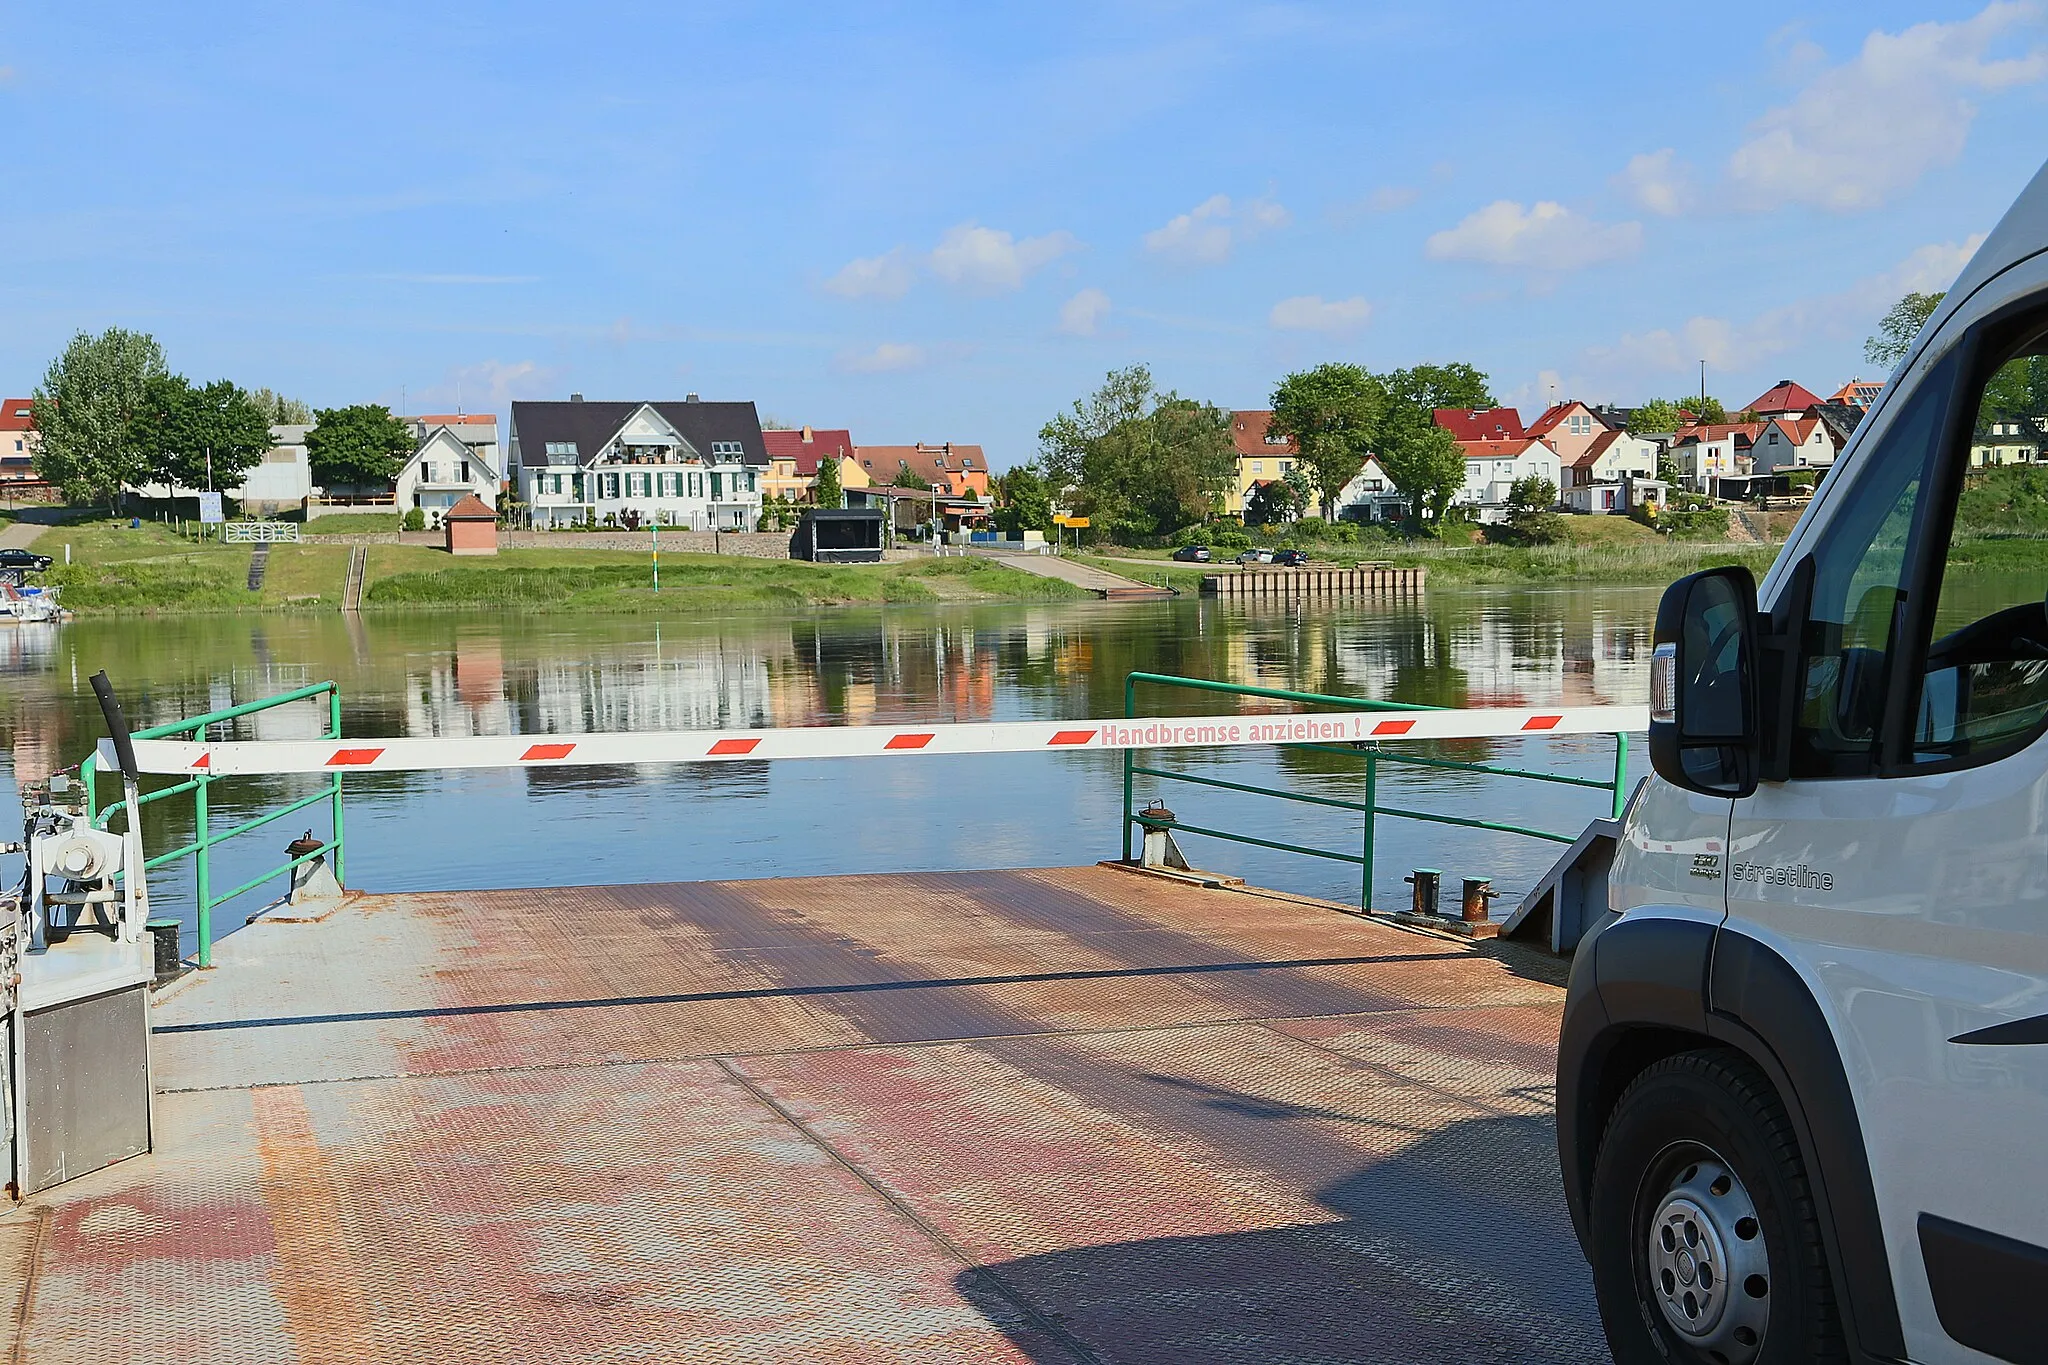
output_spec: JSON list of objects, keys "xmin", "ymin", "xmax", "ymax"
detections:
[{"xmin": 4, "ymin": 2, "xmax": 2045, "ymax": 464}]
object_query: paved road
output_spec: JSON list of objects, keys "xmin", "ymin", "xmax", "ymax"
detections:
[
  {"xmin": 0, "ymin": 518, "xmax": 48, "ymax": 550},
  {"xmin": 967, "ymin": 548, "xmax": 1173, "ymax": 595}
]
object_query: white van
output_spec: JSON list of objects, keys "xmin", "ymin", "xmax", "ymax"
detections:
[{"xmin": 1561, "ymin": 162, "xmax": 2048, "ymax": 1365}]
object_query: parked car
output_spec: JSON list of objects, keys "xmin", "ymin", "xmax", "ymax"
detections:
[
  {"xmin": 1170, "ymin": 544, "xmax": 1211, "ymax": 563},
  {"xmin": 0, "ymin": 548, "xmax": 53, "ymax": 573},
  {"xmin": 1272, "ymin": 548, "xmax": 1309, "ymax": 567},
  {"xmin": 1234, "ymin": 549, "xmax": 1272, "ymax": 565},
  {"xmin": 1561, "ymin": 158, "xmax": 2048, "ymax": 1365}
]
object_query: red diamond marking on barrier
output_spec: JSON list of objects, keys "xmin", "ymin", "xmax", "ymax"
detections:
[
  {"xmin": 1372, "ymin": 719, "xmax": 1416, "ymax": 735},
  {"xmin": 708, "ymin": 738, "xmax": 761, "ymax": 755},
  {"xmin": 885, "ymin": 733, "xmax": 934, "ymax": 750},
  {"xmin": 1048, "ymin": 730, "xmax": 1097, "ymax": 746},
  {"xmin": 521, "ymin": 743, "xmax": 576, "ymax": 761},
  {"xmin": 1522, "ymin": 715, "xmax": 1563, "ymax": 731},
  {"xmin": 326, "ymin": 748, "xmax": 385, "ymax": 767}
]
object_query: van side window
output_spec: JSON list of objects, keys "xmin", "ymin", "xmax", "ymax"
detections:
[
  {"xmin": 1910, "ymin": 331, "xmax": 2048, "ymax": 764},
  {"xmin": 1788, "ymin": 352, "xmax": 1955, "ymax": 779}
]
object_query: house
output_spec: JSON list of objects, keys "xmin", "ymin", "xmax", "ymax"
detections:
[
  {"xmin": 507, "ymin": 395, "xmax": 769, "ymax": 531},
  {"xmin": 1225, "ymin": 410, "xmax": 1301, "ymax": 515},
  {"xmin": 1972, "ymin": 417, "xmax": 2044, "ymax": 467},
  {"xmin": 1827, "ymin": 378, "xmax": 1884, "ymax": 410},
  {"xmin": 1564, "ymin": 429, "xmax": 1660, "ymax": 490},
  {"xmin": 395, "ymin": 415, "xmax": 501, "ymax": 524},
  {"xmin": 761, "ymin": 426, "xmax": 855, "ymax": 504},
  {"xmin": 238, "ymin": 425, "xmax": 314, "ymax": 515},
  {"xmin": 0, "ymin": 398, "xmax": 34, "ymax": 480},
  {"xmin": 1526, "ymin": 401, "xmax": 1611, "ymax": 467},
  {"xmin": 1454, "ymin": 438, "xmax": 1562, "ymax": 517},
  {"xmin": 852, "ymin": 443, "xmax": 990, "ymax": 497},
  {"xmin": 1669, "ymin": 422, "xmax": 1763, "ymax": 493},
  {"xmin": 1748, "ymin": 416, "xmax": 1836, "ymax": 473},
  {"xmin": 1811, "ymin": 402, "xmax": 1865, "ymax": 453},
  {"xmin": 1433, "ymin": 407, "xmax": 1526, "ymax": 443},
  {"xmin": 1744, "ymin": 379, "xmax": 1824, "ymax": 419},
  {"xmin": 1331, "ymin": 456, "xmax": 1406, "ymax": 522}
]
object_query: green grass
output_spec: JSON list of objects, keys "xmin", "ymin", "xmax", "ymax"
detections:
[
  {"xmin": 1082, "ymin": 536, "xmax": 1784, "ymax": 590},
  {"xmin": 302, "ymin": 514, "xmax": 402, "ymax": 534}
]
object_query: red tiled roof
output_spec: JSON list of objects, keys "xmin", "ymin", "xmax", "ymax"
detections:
[
  {"xmin": 763, "ymin": 427, "xmax": 855, "ymax": 477},
  {"xmin": 1745, "ymin": 380, "xmax": 1822, "ymax": 414},
  {"xmin": 855, "ymin": 444, "xmax": 988, "ymax": 477},
  {"xmin": 0, "ymin": 398, "xmax": 34, "ymax": 433},
  {"xmin": 413, "ymin": 413, "xmax": 497, "ymax": 426},
  {"xmin": 1434, "ymin": 407, "xmax": 1524, "ymax": 442},
  {"xmin": 1458, "ymin": 438, "xmax": 1545, "ymax": 458},
  {"xmin": 1231, "ymin": 410, "xmax": 1298, "ymax": 457},
  {"xmin": 1525, "ymin": 402, "xmax": 1602, "ymax": 438},
  {"xmin": 444, "ymin": 493, "xmax": 496, "ymax": 518},
  {"xmin": 1674, "ymin": 422, "xmax": 1765, "ymax": 444}
]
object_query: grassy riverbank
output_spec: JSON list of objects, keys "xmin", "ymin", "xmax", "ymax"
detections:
[{"xmin": 28, "ymin": 520, "xmax": 1092, "ymax": 615}]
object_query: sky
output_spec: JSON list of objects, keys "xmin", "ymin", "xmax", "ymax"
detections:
[{"xmin": 4, "ymin": 1, "xmax": 2046, "ymax": 465}]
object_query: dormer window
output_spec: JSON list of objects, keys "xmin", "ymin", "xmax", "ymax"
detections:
[{"xmin": 710, "ymin": 440, "xmax": 744, "ymax": 459}]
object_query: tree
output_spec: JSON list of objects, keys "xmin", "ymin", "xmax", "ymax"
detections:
[
  {"xmin": 31, "ymin": 327, "xmax": 167, "ymax": 507},
  {"xmin": 1865, "ymin": 291, "xmax": 1945, "ymax": 370},
  {"xmin": 993, "ymin": 462, "xmax": 1054, "ymax": 536},
  {"xmin": 306, "ymin": 404, "xmax": 413, "ymax": 490},
  {"xmin": 1506, "ymin": 474, "xmax": 1557, "ymax": 516},
  {"xmin": 891, "ymin": 465, "xmax": 931, "ymax": 490},
  {"xmin": 245, "ymin": 387, "xmax": 313, "ymax": 424},
  {"xmin": 129, "ymin": 375, "xmax": 274, "ymax": 490},
  {"xmin": 814, "ymin": 454, "xmax": 844, "ymax": 509},
  {"xmin": 1630, "ymin": 395, "xmax": 1726, "ymax": 432},
  {"xmin": 1369, "ymin": 362, "xmax": 1500, "ymax": 525},
  {"xmin": 1245, "ymin": 466, "xmax": 1310, "ymax": 526},
  {"xmin": 1038, "ymin": 366, "xmax": 1235, "ymax": 539},
  {"xmin": 1268, "ymin": 363, "xmax": 1384, "ymax": 518}
]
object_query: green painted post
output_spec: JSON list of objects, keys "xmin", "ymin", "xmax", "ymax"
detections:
[
  {"xmin": 651, "ymin": 523, "xmax": 660, "ymax": 593},
  {"xmin": 329, "ymin": 686, "xmax": 346, "ymax": 883},
  {"xmin": 1361, "ymin": 753, "xmax": 1378, "ymax": 912},
  {"xmin": 194, "ymin": 774, "xmax": 211, "ymax": 968},
  {"xmin": 1122, "ymin": 674, "xmax": 1137, "ymax": 862},
  {"xmin": 1612, "ymin": 731, "xmax": 1629, "ymax": 819}
]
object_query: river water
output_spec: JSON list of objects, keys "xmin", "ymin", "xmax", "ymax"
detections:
[{"xmin": 0, "ymin": 589, "xmax": 1658, "ymax": 952}]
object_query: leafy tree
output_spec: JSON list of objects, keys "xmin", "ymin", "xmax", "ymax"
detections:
[
  {"xmin": 814, "ymin": 454, "xmax": 844, "ymax": 508},
  {"xmin": 1246, "ymin": 466, "xmax": 1312, "ymax": 526},
  {"xmin": 246, "ymin": 387, "xmax": 313, "ymax": 424},
  {"xmin": 306, "ymin": 404, "xmax": 413, "ymax": 489},
  {"xmin": 1384, "ymin": 362, "xmax": 1496, "ymax": 413},
  {"xmin": 1630, "ymin": 395, "xmax": 1726, "ymax": 432},
  {"xmin": 891, "ymin": 465, "xmax": 931, "ymax": 490},
  {"xmin": 129, "ymin": 375, "xmax": 274, "ymax": 490},
  {"xmin": 1365, "ymin": 362, "xmax": 1501, "ymax": 525},
  {"xmin": 1692, "ymin": 396, "xmax": 1729, "ymax": 424},
  {"xmin": 1506, "ymin": 475, "xmax": 1557, "ymax": 516},
  {"xmin": 1268, "ymin": 363, "xmax": 1384, "ymax": 518},
  {"xmin": 1975, "ymin": 353, "xmax": 2048, "ymax": 437},
  {"xmin": 1865, "ymin": 291, "xmax": 1945, "ymax": 370},
  {"xmin": 1038, "ymin": 366, "xmax": 1235, "ymax": 539},
  {"xmin": 31, "ymin": 327, "xmax": 167, "ymax": 507},
  {"xmin": 993, "ymin": 462, "xmax": 1054, "ymax": 536}
]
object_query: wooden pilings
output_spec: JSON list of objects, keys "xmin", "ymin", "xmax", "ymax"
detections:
[{"xmin": 1199, "ymin": 564, "xmax": 1425, "ymax": 599}]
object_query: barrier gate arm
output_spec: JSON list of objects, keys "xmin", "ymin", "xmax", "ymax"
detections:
[{"xmin": 109, "ymin": 705, "xmax": 1652, "ymax": 777}]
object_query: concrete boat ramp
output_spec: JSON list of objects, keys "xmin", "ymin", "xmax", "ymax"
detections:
[{"xmin": 3, "ymin": 865, "xmax": 1607, "ymax": 1363}]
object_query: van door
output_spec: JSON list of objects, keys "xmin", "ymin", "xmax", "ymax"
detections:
[{"xmin": 1727, "ymin": 284, "xmax": 2048, "ymax": 1362}]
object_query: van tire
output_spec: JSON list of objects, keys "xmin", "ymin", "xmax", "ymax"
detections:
[{"xmin": 1588, "ymin": 1048, "xmax": 1845, "ymax": 1364}]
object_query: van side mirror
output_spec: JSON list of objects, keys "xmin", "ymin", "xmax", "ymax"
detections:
[{"xmin": 1649, "ymin": 566, "xmax": 1760, "ymax": 798}]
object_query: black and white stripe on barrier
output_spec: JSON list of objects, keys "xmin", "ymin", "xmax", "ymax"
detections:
[{"xmin": 105, "ymin": 705, "xmax": 1650, "ymax": 777}]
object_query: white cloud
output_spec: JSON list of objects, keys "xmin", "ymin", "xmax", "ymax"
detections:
[
  {"xmin": 1268, "ymin": 294, "xmax": 1373, "ymax": 335},
  {"xmin": 418, "ymin": 359, "xmax": 560, "ymax": 410},
  {"xmin": 823, "ymin": 248, "xmax": 915, "ymax": 300},
  {"xmin": 1143, "ymin": 194, "xmax": 1291, "ymax": 265},
  {"xmin": 1615, "ymin": 150, "xmax": 1695, "ymax": 217},
  {"xmin": 1426, "ymin": 200, "xmax": 1644, "ymax": 273},
  {"xmin": 928, "ymin": 223, "xmax": 1078, "ymax": 293},
  {"xmin": 835, "ymin": 342, "xmax": 927, "ymax": 374},
  {"xmin": 1728, "ymin": 3, "xmax": 2048, "ymax": 211},
  {"xmin": 1059, "ymin": 288, "xmax": 1111, "ymax": 336},
  {"xmin": 1584, "ymin": 233, "xmax": 1987, "ymax": 383}
]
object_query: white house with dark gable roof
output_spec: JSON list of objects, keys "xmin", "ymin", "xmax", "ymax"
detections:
[{"xmin": 508, "ymin": 395, "xmax": 768, "ymax": 530}]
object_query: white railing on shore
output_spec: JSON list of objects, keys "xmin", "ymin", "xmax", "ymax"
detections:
[{"xmin": 223, "ymin": 522, "xmax": 302, "ymax": 543}]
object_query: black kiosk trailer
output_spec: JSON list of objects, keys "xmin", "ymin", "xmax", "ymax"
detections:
[{"xmin": 790, "ymin": 507, "xmax": 886, "ymax": 563}]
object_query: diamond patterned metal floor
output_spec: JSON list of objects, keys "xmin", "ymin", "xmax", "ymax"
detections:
[{"xmin": 3, "ymin": 866, "xmax": 1605, "ymax": 1363}]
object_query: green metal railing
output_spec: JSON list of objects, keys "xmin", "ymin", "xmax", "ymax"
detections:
[
  {"xmin": 82, "ymin": 681, "xmax": 344, "ymax": 968},
  {"xmin": 1120, "ymin": 671, "xmax": 1629, "ymax": 911}
]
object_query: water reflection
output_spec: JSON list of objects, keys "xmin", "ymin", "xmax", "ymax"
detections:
[{"xmin": 1, "ymin": 591, "xmax": 1659, "ymax": 948}]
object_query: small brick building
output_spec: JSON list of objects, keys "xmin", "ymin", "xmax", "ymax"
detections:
[{"xmin": 443, "ymin": 493, "xmax": 498, "ymax": 556}]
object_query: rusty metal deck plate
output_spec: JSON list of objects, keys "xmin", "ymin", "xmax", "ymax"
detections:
[{"xmin": 3, "ymin": 866, "xmax": 1605, "ymax": 1363}]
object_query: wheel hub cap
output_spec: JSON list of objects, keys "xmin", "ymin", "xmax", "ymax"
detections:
[{"xmin": 1646, "ymin": 1157, "xmax": 1770, "ymax": 1362}]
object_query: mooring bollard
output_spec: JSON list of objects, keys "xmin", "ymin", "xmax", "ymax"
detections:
[
  {"xmin": 1462, "ymin": 877, "xmax": 1499, "ymax": 925},
  {"xmin": 1405, "ymin": 868, "xmax": 1442, "ymax": 917},
  {"xmin": 1135, "ymin": 801, "xmax": 1178, "ymax": 870}
]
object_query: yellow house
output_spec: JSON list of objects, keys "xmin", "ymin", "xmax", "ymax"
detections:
[{"xmin": 1225, "ymin": 410, "xmax": 1304, "ymax": 515}]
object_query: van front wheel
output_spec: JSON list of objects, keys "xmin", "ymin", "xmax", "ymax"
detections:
[{"xmin": 1588, "ymin": 1049, "xmax": 1845, "ymax": 1364}]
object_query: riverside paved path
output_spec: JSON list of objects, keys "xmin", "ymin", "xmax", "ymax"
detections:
[
  {"xmin": 0, "ymin": 519, "xmax": 47, "ymax": 550},
  {"xmin": 967, "ymin": 548, "xmax": 1175, "ymax": 598},
  {"xmin": 2, "ymin": 865, "xmax": 1608, "ymax": 1364}
]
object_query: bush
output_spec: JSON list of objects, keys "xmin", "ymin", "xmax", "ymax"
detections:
[
  {"xmin": 1207, "ymin": 524, "xmax": 1251, "ymax": 551},
  {"xmin": 1171, "ymin": 524, "xmax": 1210, "ymax": 547},
  {"xmin": 1291, "ymin": 516, "xmax": 1330, "ymax": 541},
  {"xmin": 401, "ymin": 508, "xmax": 425, "ymax": 532}
]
